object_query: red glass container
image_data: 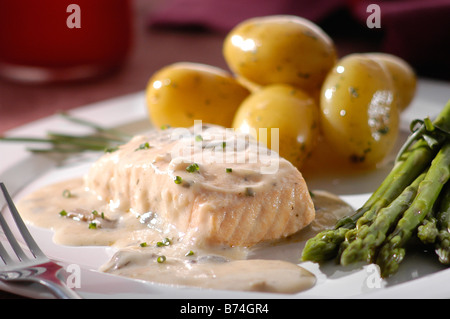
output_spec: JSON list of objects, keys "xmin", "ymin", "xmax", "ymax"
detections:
[{"xmin": 0, "ymin": 0, "xmax": 132, "ymax": 83}]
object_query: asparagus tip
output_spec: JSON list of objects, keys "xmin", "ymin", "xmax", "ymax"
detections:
[{"xmin": 377, "ymin": 244, "xmax": 405, "ymax": 278}]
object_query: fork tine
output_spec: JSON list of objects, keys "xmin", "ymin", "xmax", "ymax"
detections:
[
  {"xmin": 0, "ymin": 183, "xmax": 46, "ymax": 260},
  {"xmin": 0, "ymin": 241, "xmax": 14, "ymax": 265},
  {"xmin": 0, "ymin": 205, "xmax": 29, "ymax": 262}
]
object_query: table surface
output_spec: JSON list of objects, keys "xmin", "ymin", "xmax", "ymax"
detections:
[
  {"xmin": 0, "ymin": 0, "xmax": 447, "ymax": 299},
  {"xmin": 0, "ymin": 0, "xmax": 393, "ymax": 135},
  {"xmin": 0, "ymin": 0, "xmax": 226, "ymax": 135}
]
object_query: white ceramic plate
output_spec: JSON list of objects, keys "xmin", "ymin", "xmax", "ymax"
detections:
[{"xmin": 1, "ymin": 78, "xmax": 449, "ymax": 299}]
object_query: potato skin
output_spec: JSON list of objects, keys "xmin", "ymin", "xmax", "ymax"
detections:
[
  {"xmin": 232, "ymin": 84, "xmax": 319, "ymax": 169},
  {"xmin": 223, "ymin": 15, "xmax": 337, "ymax": 93},
  {"xmin": 146, "ymin": 62, "xmax": 250, "ymax": 128},
  {"xmin": 365, "ymin": 53, "xmax": 417, "ymax": 111},
  {"xmin": 319, "ymin": 54, "xmax": 400, "ymax": 167}
]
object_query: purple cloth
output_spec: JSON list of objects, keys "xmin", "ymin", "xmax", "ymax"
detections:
[
  {"xmin": 148, "ymin": 0, "xmax": 344, "ymax": 33},
  {"xmin": 148, "ymin": 0, "xmax": 450, "ymax": 79},
  {"xmin": 350, "ymin": 0, "xmax": 450, "ymax": 79}
]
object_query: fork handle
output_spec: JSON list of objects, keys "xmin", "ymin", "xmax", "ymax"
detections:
[
  {"xmin": 35, "ymin": 279, "xmax": 82, "ymax": 299},
  {"xmin": 32, "ymin": 262, "xmax": 83, "ymax": 299},
  {"xmin": 7, "ymin": 262, "xmax": 83, "ymax": 299}
]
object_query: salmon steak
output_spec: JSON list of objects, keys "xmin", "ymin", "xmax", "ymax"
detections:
[{"xmin": 85, "ymin": 124, "xmax": 315, "ymax": 247}]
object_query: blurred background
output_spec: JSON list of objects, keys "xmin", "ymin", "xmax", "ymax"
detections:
[{"xmin": 0, "ymin": 0, "xmax": 449, "ymax": 134}]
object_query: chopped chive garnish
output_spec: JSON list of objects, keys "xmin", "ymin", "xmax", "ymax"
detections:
[
  {"xmin": 140, "ymin": 242, "xmax": 148, "ymax": 247},
  {"xmin": 185, "ymin": 250, "xmax": 195, "ymax": 256},
  {"xmin": 88, "ymin": 222, "xmax": 97, "ymax": 229},
  {"xmin": 222, "ymin": 142, "xmax": 227, "ymax": 148},
  {"xmin": 195, "ymin": 135, "xmax": 203, "ymax": 142},
  {"xmin": 135, "ymin": 142, "xmax": 150, "ymax": 151},
  {"xmin": 174, "ymin": 176, "xmax": 183, "ymax": 184},
  {"xmin": 186, "ymin": 163, "xmax": 199, "ymax": 173},
  {"xmin": 62, "ymin": 189, "xmax": 72, "ymax": 198},
  {"xmin": 157, "ymin": 255, "xmax": 166, "ymax": 263},
  {"xmin": 226, "ymin": 168, "xmax": 232, "ymax": 173},
  {"xmin": 157, "ymin": 237, "xmax": 171, "ymax": 247},
  {"xmin": 104, "ymin": 146, "xmax": 119, "ymax": 153},
  {"xmin": 59, "ymin": 210, "xmax": 68, "ymax": 216}
]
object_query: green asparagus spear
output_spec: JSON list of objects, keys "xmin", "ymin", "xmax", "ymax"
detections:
[
  {"xmin": 435, "ymin": 182, "xmax": 450, "ymax": 264},
  {"xmin": 355, "ymin": 99, "xmax": 450, "ymax": 228},
  {"xmin": 301, "ymin": 140, "xmax": 433, "ymax": 263},
  {"xmin": 436, "ymin": 232, "xmax": 450, "ymax": 264},
  {"xmin": 337, "ymin": 112, "xmax": 448, "ymax": 231},
  {"xmin": 340, "ymin": 172, "xmax": 426, "ymax": 265},
  {"xmin": 302, "ymin": 101, "xmax": 450, "ymax": 264},
  {"xmin": 334, "ymin": 151, "xmax": 415, "ymax": 230},
  {"xmin": 377, "ymin": 143, "xmax": 450, "ymax": 277},
  {"xmin": 431, "ymin": 100, "xmax": 450, "ymax": 137},
  {"xmin": 333, "ymin": 139, "xmax": 430, "ymax": 231},
  {"xmin": 396, "ymin": 100, "xmax": 450, "ymax": 163},
  {"xmin": 301, "ymin": 227, "xmax": 350, "ymax": 262},
  {"xmin": 354, "ymin": 140, "xmax": 432, "ymax": 229},
  {"xmin": 417, "ymin": 216, "xmax": 439, "ymax": 244}
]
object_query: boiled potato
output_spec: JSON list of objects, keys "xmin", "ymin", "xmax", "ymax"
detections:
[
  {"xmin": 320, "ymin": 54, "xmax": 400, "ymax": 167},
  {"xmin": 146, "ymin": 62, "xmax": 250, "ymax": 128},
  {"xmin": 232, "ymin": 84, "xmax": 319, "ymax": 169},
  {"xmin": 223, "ymin": 15, "xmax": 337, "ymax": 93},
  {"xmin": 366, "ymin": 53, "xmax": 417, "ymax": 111}
]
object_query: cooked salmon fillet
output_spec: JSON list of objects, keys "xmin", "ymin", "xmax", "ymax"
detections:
[{"xmin": 85, "ymin": 125, "xmax": 315, "ymax": 247}]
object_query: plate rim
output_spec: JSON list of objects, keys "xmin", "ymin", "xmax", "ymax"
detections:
[{"xmin": 1, "ymin": 80, "xmax": 450, "ymax": 299}]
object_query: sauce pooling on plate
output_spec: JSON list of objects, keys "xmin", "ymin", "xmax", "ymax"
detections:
[{"xmin": 17, "ymin": 126, "xmax": 353, "ymax": 294}]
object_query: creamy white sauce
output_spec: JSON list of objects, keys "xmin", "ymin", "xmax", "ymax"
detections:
[
  {"xmin": 16, "ymin": 126, "xmax": 353, "ymax": 294},
  {"xmin": 17, "ymin": 179, "xmax": 351, "ymax": 294}
]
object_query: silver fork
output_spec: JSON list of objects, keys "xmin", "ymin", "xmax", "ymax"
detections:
[{"xmin": 0, "ymin": 182, "xmax": 82, "ymax": 299}]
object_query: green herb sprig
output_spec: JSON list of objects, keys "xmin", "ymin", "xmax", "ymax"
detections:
[{"xmin": 0, "ymin": 112, "xmax": 131, "ymax": 154}]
